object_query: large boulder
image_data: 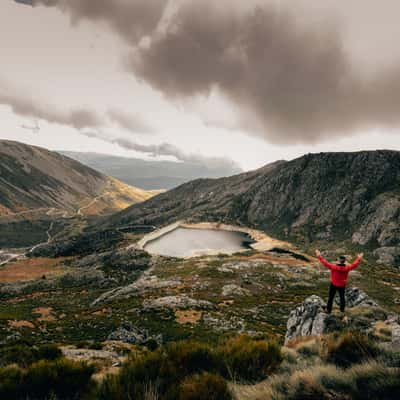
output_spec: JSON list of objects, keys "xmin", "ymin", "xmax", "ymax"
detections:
[
  {"xmin": 222, "ymin": 284, "xmax": 250, "ymax": 297},
  {"xmin": 373, "ymin": 246, "xmax": 400, "ymax": 267},
  {"xmin": 336, "ymin": 287, "xmax": 378, "ymax": 308},
  {"xmin": 285, "ymin": 295, "xmax": 332, "ymax": 344},
  {"xmin": 91, "ymin": 276, "xmax": 181, "ymax": 306},
  {"xmin": 285, "ymin": 288, "xmax": 384, "ymax": 344},
  {"xmin": 142, "ymin": 295, "xmax": 215, "ymax": 311},
  {"xmin": 107, "ymin": 322, "xmax": 162, "ymax": 345}
]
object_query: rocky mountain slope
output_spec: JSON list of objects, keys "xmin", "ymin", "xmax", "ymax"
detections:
[
  {"xmin": 102, "ymin": 151, "xmax": 400, "ymax": 265},
  {"xmin": 61, "ymin": 151, "xmax": 242, "ymax": 190},
  {"xmin": 0, "ymin": 140, "xmax": 156, "ymax": 217}
]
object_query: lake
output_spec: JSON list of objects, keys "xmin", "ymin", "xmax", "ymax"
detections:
[{"xmin": 144, "ymin": 227, "xmax": 253, "ymax": 257}]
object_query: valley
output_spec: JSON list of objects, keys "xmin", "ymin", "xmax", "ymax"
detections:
[{"xmin": 1, "ymin": 145, "xmax": 400, "ymax": 399}]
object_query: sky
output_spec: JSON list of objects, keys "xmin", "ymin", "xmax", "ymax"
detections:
[{"xmin": 1, "ymin": 0, "xmax": 400, "ymax": 171}]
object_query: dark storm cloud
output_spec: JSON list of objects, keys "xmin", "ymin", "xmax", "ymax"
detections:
[
  {"xmin": 107, "ymin": 109, "xmax": 156, "ymax": 134},
  {"xmin": 15, "ymin": 0, "xmax": 400, "ymax": 143},
  {"xmin": 128, "ymin": 1, "xmax": 400, "ymax": 143}
]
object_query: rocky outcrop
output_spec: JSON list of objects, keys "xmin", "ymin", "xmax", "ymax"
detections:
[
  {"xmin": 107, "ymin": 322, "xmax": 162, "ymax": 345},
  {"xmin": 285, "ymin": 296, "xmax": 331, "ymax": 344},
  {"xmin": 373, "ymin": 246, "xmax": 400, "ymax": 267},
  {"xmin": 142, "ymin": 295, "xmax": 215, "ymax": 311},
  {"xmin": 285, "ymin": 288, "xmax": 385, "ymax": 344},
  {"xmin": 203, "ymin": 313, "xmax": 246, "ymax": 333},
  {"xmin": 222, "ymin": 284, "xmax": 250, "ymax": 297},
  {"xmin": 336, "ymin": 287, "xmax": 378, "ymax": 308},
  {"xmin": 91, "ymin": 275, "xmax": 181, "ymax": 306}
]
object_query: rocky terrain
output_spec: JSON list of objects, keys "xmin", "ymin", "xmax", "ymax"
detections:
[
  {"xmin": 1, "ymin": 149, "xmax": 399, "ymax": 399},
  {"xmin": 101, "ymin": 151, "xmax": 400, "ymax": 267}
]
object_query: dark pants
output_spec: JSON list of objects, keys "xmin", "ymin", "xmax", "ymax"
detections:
[{"xmin": 327, "ymin": 283, "xmax": 346, "ymax": 313}]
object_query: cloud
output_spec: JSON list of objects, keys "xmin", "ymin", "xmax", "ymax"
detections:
[
  {"xmin": 83, "ymin": 134, "xmax": 241, "ymax": 171},
  {"xmin": 0, "ymin": 85, "xmax": 157, "ymax": 134},
  {"xmin": 0, "ymin": 84, "xmax": 238, "ymax": 171},
  {"xmin": 27, "ymin": 0, "xmax": 168, "ymax": 42},
  {"xmin": 16, "ymin": 0, "xmax": 400, "ymax": 144},
  {"xmin": 0, "ymin": 89, "xmax": 103, "ymax": 130},
  {"xmin": 107, "ymin": 109, "xmax": 156, "ymax": 134},
  {"xmin": 128, "ymin": 1, "xmax": 400, "ymax": 144}
]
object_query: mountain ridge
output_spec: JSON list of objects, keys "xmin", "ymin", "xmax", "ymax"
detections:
[
  {"xmin": 101, "ymin": 150, "xmax": 400, "ymax": 265},
  {"xmin": 0, "ymin": 140, "xmax": 156, "ymax": 217}
]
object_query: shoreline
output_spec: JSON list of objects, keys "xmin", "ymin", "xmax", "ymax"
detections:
[{"xmin": 136, "ymin": 221, "xmax": 292, "ymax": 257}]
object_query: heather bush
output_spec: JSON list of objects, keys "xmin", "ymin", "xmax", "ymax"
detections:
[
  {"xmin": 178, "ymin": 372, "xmax": 232, "ymax": 400},
  {"xmin": 0, "ymin": 343, "xmax": 62, "ymax": 368},
  {"xmin": 217, "ymin": 336, "xmax": 282, "ymax": 381},
  {"xmin": 0, "ymin": 358, "xmax": 95, "ymax": 400},
  {"xmin": 97, "ymin": 337, "xmax": 282, "ymax": 399},
  {"xmin": 326, "ymin": 331, "xmax": 379, "ymax": 368}
]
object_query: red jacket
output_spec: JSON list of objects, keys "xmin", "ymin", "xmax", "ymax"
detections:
[{"xmin": 317, "ymin": 256, "xmax": 362, "ymax": 287}]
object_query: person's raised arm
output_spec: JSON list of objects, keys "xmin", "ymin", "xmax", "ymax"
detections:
[
  {"xmin": 315, "ymin": 250, "xmax": 336, "ymax": 270},
  {"xmin": 345, "ymin": 253, "xmax": 364, "ymax": 271}
]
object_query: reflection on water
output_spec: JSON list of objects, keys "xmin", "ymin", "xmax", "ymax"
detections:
[{"xmin": 144, "ymin": 227, "xmax": 252, "ymax": 257}]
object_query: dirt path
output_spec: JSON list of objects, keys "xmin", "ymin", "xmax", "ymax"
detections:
[
  {"xmin": 0, "ymin": 221, "xmax": 55, "ymax": 267},
  {"xmin": 77, "ymin": 182, "xmax": 111, "ymax": 216},
  {"xmin": 28, "ymin": 221, "xmax": 54, "ymax": 254},
  {"xmin": 0, "ymin": 252, "xmax": 21, "ymax": 267}
]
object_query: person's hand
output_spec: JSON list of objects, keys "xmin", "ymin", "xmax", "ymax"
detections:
[
  {"xmin": 315, "ymin": 249, "xmax": 321, "ymax": 257},
  {"xmin": 357, "ymin": 253, "xmax": 364, "ymax": 259}
]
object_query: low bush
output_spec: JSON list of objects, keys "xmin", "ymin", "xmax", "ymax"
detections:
[
  {"xmin": 218, "ymin": 336, "xmax": 282, "ymax": 381},
  {"xmin": 178, "ymin": 372, "xmax": 232, "ymax": 400},
  {"xmin": 326, "ymin": 331, "xmax": 379, "ymax": 368},
  {"xmin": 277, "ymin": 361, "xmax": 400, "ymax": 400},
  {"xmin": 0, "ymin": 358, "xmax": 95, "ymax": 400},
  {"xmin": 0, "ymin": 343, "xmax": 62, "ymax": 368},
  {"xmin": 0, "ymin": 366, "xmax": 23, "ymax": 400},
  {"xmin": 36, "ymin": 344, "xmax": 63, "ymax": 361},
  {"xmin": 349, "ymin": 362, "xmax": 400, "ymax": 400},
  {"xmin": 97, "ymin": 336, "xmax": 282, "ymax": 399},
  {"xmin": 88, "ymin": 342, "xmax": 104, "ymax": 350}
]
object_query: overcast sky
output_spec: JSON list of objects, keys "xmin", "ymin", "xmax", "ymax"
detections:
[{"xmin": 1, "ymin": 0, "xmax": 400, "ymax": 170}]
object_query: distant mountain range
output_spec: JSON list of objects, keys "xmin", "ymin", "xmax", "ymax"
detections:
[
  {"xmin": 0, "ymin": 140, "xmax": 156, "ymax": 217},
  {"xmin": 60, "ymin": 151, "xmax": 243, "ymax": 190},
  {"xmin": 102, "ymin": 151, "xmax": 400, "ymax": 266}
]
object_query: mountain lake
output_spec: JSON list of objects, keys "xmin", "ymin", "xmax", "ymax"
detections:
[{"xmin": 144, "ymin": 227, "xmax": 254, "ymax": 257}]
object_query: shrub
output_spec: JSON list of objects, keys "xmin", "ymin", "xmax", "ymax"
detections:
[
  {"xmin": 308, "ymin": 361, "xmax": 400, "ymax": 400},
  {"xmin": 36, "ymin": 344, "xmax": 63, "ymax": 361},
  {"xmin": 97, "ymin": 337, "xmax": 282, "ymax": 399},
  {"xmin": 287, "ymin": 378, "xmax": 330, "ymax": 400},
  {"xmin": 0, "ymin": 343, "xmax": 62, "ymax": 368},
  {"xmin": 0, "ymin": 358, "xmax": 95, "ymax": 400},
  {"xmin": 88, "ymin": 342, "xmax": 104, "ymax": 350},
  {"xmin": 166, "ymin": 341, "xmax": 220, "ymax": 379},
  {"xmin": 0, "ymin": 366, "xmax": 23, "ymax": 399},
  {"xmin": 349, "ymin": 362, "xmax": 400, "ymax": 400},
  {"xmin": 217, "ymin": 336, "xmax": 282, "ymax": 381},
  {"xmin": 99, "ymin": 341, "xmax": 218, "ymax": 399},
  {"xmin": 178, "ymin": 372, "xmax": 232, "ymax": 400},
  {"xmin": 326, "ymin": 331, "xmax": 379, "ymax": 368}
]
